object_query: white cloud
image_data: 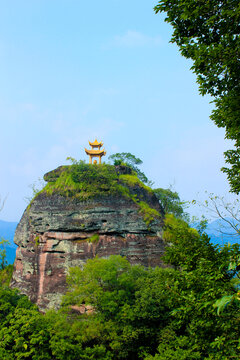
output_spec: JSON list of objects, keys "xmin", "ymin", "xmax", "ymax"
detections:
[{"xmin": 109, "ymin": 30, "xmax": 162, "ymax": 48}]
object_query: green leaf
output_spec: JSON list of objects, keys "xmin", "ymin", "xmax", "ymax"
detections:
[{"xmin": 214, "ymin": 295, "xmax": 234, "ymax": 315}]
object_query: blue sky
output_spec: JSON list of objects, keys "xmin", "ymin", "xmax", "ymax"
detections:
[{"xmin": 0, "ymin": 0, "xmax": 236, "ymax": 221}]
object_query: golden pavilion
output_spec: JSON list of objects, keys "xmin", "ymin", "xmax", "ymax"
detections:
[{"xmin": 85, "ymin": 139, "xmax": 106, "ymax": 164}]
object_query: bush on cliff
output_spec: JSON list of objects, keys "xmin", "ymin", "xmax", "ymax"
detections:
[
  {"xmin": 43, "ymin": 162, "xmax": 119, "ymax": 199},
  {"xmin": 108, "ymin": 152, "xmax": 152, "ymax": 186},
  {"xmin": 0, "ymin": 238, "xmax": 10, "ymax": 270},
  {"xmin": 0, "ymin": 265, "xmax": 13, "ymax": 287}
]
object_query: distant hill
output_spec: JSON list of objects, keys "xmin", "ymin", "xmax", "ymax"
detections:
[
  {"xmin": 205, "ymin": 218, "xmax": 240, "ymax": 246},
  {"xmin": 0, "ymin": 220, "xmax": 18, "ymax": 265}
]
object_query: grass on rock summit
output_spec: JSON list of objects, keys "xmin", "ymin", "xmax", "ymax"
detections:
[{"xmin": 37, "ymin": 161, "xmax": 161, "ymax": 226}]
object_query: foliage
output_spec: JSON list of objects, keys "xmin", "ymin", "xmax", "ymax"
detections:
[
  {"xmin": 159, "ymin": 215, "xmax": 240, "ymax": 359},
  {"xmin": 62, "ymin": 256, "xmax": 174, "ymax": 359},
  {"xmin": 154, "ymin": 0, "xmax": 240, "ymax": 193},
  {"xmin": 109, "ymin": 152, "xmax": 153, "ymax": 186},
  {"xmin": 45, "ymin": 310, "xmax": 112, "ymax": 360},
  {"xmin": 34, "ymin": 161, "xmax": 160, "ymax": 227},
  {"xmin": 163, "ymin": 214, "xmax": 217, "ymax": 270},
  {"xmin": 138, "ymin": 201, "xmax": 161, "ymax": 226},
  {"xmin": 0, "ymin": 238, "xmax": 10, "ymax": 270},
  {"xmin": 119, "ymin": 174, "xmax": 153, "ymax": 194},
  {"xmin": 118, "ymin": 174, "xmax": 160, "ymax": 226},
  {"xmin": 62, "ymin": 229, "xmax": 240, "ymax": 359},
  {"xmin": 154, "ymin": 188, "xmax": 189, "ymax": 221},
  {"xmin": 0, "ymin": 286, "xmax": 112, "ymax": 360},
  {"xmin": 0, "ymin": 287, "xmax": 36, "ymax": 322},
  {"xmin": 109, "ymin": 152, "xmax": 142, "ymax": 166},
  {"xmin": 0, "ymin": 198, "xmax": 10, "ymax": 271},
  {"xmin": 145, "ymin": 333, "xmax": 202, "ymax": 360},
  {"xmin": 0, "ymin": 265, "xmax": 13, "ymax": 287},
  {"xmin": 35, "ymin": 235, "xmax": 40, "ymax": 247},
  {"xmin": 0, "ymin": 282, "xmax": 46, "ymax": 358},
  {"xmin": 43, "ymin": 161, "xmax": 120, "ymax": 200},
  {"xmin": 214, "ymin": 253, "xmax": 240, "ymax": 314},
  {"xmin": 87, "ymin": 234, "xmax": 99, "ymax": 243},
  {"xmin": 1, "ymin": 217, "xmax": 240, "ymax": 359},
  {"xmin": 0, "ymin": 307, "xmax": 52, "ymax": 360}
]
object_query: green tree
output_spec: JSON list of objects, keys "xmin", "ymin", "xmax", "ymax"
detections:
[
  {"xmin": 0, "ymin": 196, "xmax": 10, "ymax": 271},
  {"xmin": 0, "ymin": 285, "xmax": 110, "ymax": 360},
  {"xmin": 0, "ymin": 287, "xmax": 52, "ymax": 360},
  {"xmin": 158, "ymin": 214, "xmax": 240, "ymax": 359},
  {"xmin": 0, "ymin": 307, "xmax": 52, "ymax": 360},
  {"xmin": 63, "ymin": 256, "xmax": 174, "ymax": 359},
  {"xmin": 214, "ymin": 253, "xmax": 240, "ymax": 315},
  {"xmin": 0, "ymin": 238, "xmax": 10, "ymax": 270},
  {"xmin": 154, "ymin": 188, "xmax": 189, "ymax": 221},
  {"xmin": 0, "ymin": 265, "xmax": 13, "ymax": 287},
  {"xmin": 46, "ymin": 310, "xmax": 111, "ymax": 360},
  {"xmin": 154, "ymin": 0, "xmax": 240, "ymax": 194},
  {"xmin": 108, "ymin": 152, "xmax": 152, "ymax": 186},
  {"xmin": 62, "ymin": 238, "xmax": 240, "ymax": 360}
]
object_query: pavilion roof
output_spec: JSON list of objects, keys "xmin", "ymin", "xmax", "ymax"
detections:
[
  {"xmin": 85, "ymin": 148, "xmax": 106, "ymax": 156},
  {"xmin": 89, "ymin": 139, "xmax": 103, "ymax": 147}
]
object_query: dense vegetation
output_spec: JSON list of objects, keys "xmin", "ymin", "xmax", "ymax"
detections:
[
  {"xmin": 109, "ymin": 152, "xmax": 152, "ymax": 186},
  {"xmin": 0, "ymin": 238, "xmax": 11, "ymax": 271},
  {"xmin": 153, "ymin": 188, "xmax": 189, "ymax": 221},
  {"xmin": 0, "ymin": 214, "xmax": 239, "ymax": 359},
  {"xmin": 43, "ymin": 162, "xmax": 120, "ymax": 199},
  {"xmin": 36, "ymin": 161, "xmax": 161, "ymax": 227},
  {"xmin": 154, "ymin": 0, "xmax": 240, "ymax": 194}
]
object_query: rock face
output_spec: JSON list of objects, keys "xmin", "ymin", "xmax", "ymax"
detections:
[{"xmin": 11, "ymin": 165, "xmax": 167, "ymax": 311}]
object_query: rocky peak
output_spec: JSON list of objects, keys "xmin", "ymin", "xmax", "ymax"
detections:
[{"xmin": 11, "ymin": 163, "xmax": 167, "ymax": 311}]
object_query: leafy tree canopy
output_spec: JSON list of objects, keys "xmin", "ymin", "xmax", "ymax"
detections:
[
  {"xmin": 0, "ymin": 238, "xmax": 10, "ymax": 270},
  {"xmin": 108, "ymin": 152, "xmax": 153, "ymax": 186},
  {"xmin": 0, "ymin": 265, "xmax": 13, "ymax": 287},
  {"xmin": 154, "ymin": 188, "xmax": 189, "ymax": 221},
  {"xmin": 1, "ymin": 218, "xmax": 240, "ymax": 359},
  {"xmin": 62, "ymin": 218, "xmax": 240, "ymax": 359},
  {"xmin": 154, "ymin": 0, "xmax": 240, "ymax": 193}
]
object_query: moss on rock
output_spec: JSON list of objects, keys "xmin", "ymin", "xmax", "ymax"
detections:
[
  {"xmin": 138, "ymin": 201, "xmax": 161, "ymax": 226},
  {"xmin": 87, "ymin": 234, "xmax": 100, "ymax": 243},
  {"xmin": 119, "ymin": 174, "xmax": 153, "ymax": 194}
]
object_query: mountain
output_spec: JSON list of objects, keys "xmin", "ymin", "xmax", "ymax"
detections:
[
  {"xmin": 10, "ymin": 164, "xmax": 166, "ymax": 311},
  {"xmin": 0, "ymin": 220, "xmax": 18, "ymax": 245},
  {"xmin": 205, "ymin": 218, "xmax": 240, "ymax": 246},
  {"xmin": 0, "ymin": 219, "xmax": 18, "ymax": 265}
]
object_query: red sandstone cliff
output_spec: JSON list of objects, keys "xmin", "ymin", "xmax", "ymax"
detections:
[{"xmin": 11, "ymin": 164, "xmax": 167, "ymax": 311}]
